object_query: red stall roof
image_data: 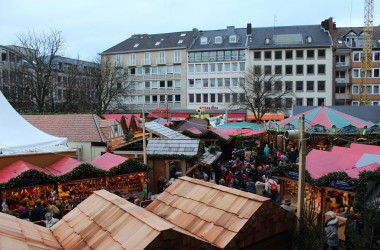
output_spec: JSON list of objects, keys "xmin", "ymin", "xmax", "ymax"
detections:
[
  {"xmin": 46, "ymin": 157, "xmax": 83, "ymax": 176},
  {"xmin": 90, "ymin": 152, "xmax": 128, "ymax": 171},
  {"xmin": 0, "ymin": 160, "xmax": 51, "ymax": 183}
]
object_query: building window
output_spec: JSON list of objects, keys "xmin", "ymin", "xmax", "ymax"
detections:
[
  {"xmin": 353, "ymin": 68, "xmax": 360, "ymax": 78},
  {"xmin": 210, "ymin": 93, "xmax": 216, "ymax": 102},
  {"xmin": 239, "ymin": 62, "xmax": 245, "ymax": 71},
  {"xmin": 195, "ymin": 79, "xmax": 202, "ymax": 88},
  {"xmin": 275, "ymin": 81, "xmax": 282, "ymax": 92},
  {"xmin": 225, "ymin": 93, "xmax": 230, "ymax": 103},
  {"xmin": 318, "ymin": 81, "xmax": 325, "ymax": 91},
  {"xmin": 152, "ymin": 95, "xmax": 158, "ymax": 103},
  {"xmin": 224, "ymin": 78, "xmax": 230, "ymax": 87},
  {"xmin": 229, "ymin": 35, "xmax": 237, "ymax": 43},
  {"xmin": 307, "ymin": 50, "xmax": 314, "ymax": 59},
  {"xmin": 264, "ymin": 65, "xmax": 272, "ymax": 75},
  {"xmin": 285, "ymin": 98, "xmax": 293, "ymax": 108},
  {"xmin": 353, "ymin": 52, "xmax": 361, "ymax": 62},
  {"xmin": 307, "ymin": 81, "xmax": 314, "ymax": 91},
  {"xmin": 264, "ymin": 51, "xmax": 271, "ymax": 60},
  {"xmin": 296, "ymin": 98, "xmax": 303, "ymax": 106},
  {"xmin": 275, "ymin": 51, "xmax": 282, "ymax": 60},
  {"xmin": 296, "ymin": 65, "xmax": 303, "ymax": 75},
  {"xmin": 188, "ymin": 79, "xmax": 194, "ymax": 88},
  {"xmin": 285, "ymin": 81, "xmax": 293, "ymax": 91},
  {"xmin": 203, "ymin": 93, "xmax": 208, "ymax": 103},
  {"xmin": 158, "ymin": 51, "xmax": 165, "ymax": 64},
  {"xmin": 217, "ymin": 78, "xmax": 223, "ymax": 87},
  {"xmin": 352, "ymin": 85, "xmax": 359, "ymax": 94},
  {"xmin": 254, "ymin": 51, "xmax": 261, "ymax": 60},
  {"xmin": 296, "ymin": 50, "xmax": 303, "ymax": 59},
  {"xmin": 174, "ymin": 50, "xmax": 181, "ymax": 63},
  {"xmin": 144, "ymin": 67, "xmax": 150, "ymax": 75},
  {"xmin": 203, "ymin": 79, "xmax": 209, "ymax": 88},
  {"xmin": 129, "ymin": 54, "xmax": 136, "ymax": 66},
  {"xmin": 224, "ymin": 63, "xmax": 230, "ymax": 72},
  {"xmin": 210, "ymin": 63, "xmax": 216, "ymax": 72},
  {"xmin": 160, "ymin": 81, "xmax": 166, "ymax": 88},
  {"xmin": 307, "ymin": 64, "xmax": 314, "ymax": 74},
  {"xmin": 232, "ymin": 62, "xmax": 238, "ymax": 72},
  {"xmin": 254, "ymin": 66, "xmax": 261, "ymax": 74},
  {"xmin": 232, "ymin": 78, "xmax": 238, "ymax": 87},
  {"xmin": 318, "ymin": 49, "xmax": 325, "ymax": 58},
  {"xmin": 372, "ymin": 101, "xmax": 379, "ymax": 106},
  {"xmin": 145, "ymin": 81, "xmax": 150, "ymax": 89},
  {"xmin": 115, "ymin": 55, "xmax": 121, "ymax": 66},
  {"xmin": 195, "ymin": 64, "xmax": 202, "ymax": 73},
  {"xmin": 307, "ymin": 98, "xmax": 314, "ymax": 106},
  {"xmin": 296, "ymin": 81, "xmax": 303, "ymax": 91},
  {"xmin": 285, "ymin": 50, "xmax": 293, "ymax": 59},
  {"xmin": 218, "ymin": 93, "xmax": 223, "ymax": 103},
  {"xmin": 318, "ymin": 64, "xmax": 325, "ymax": 74},
  {"xmin": 143, "ymin": 52, "xmax": 150, "ymax": 65},
  {"xmin": 275, "ymin": 65, "xmax": 282, "ymax": 75},
  {"xmin": 215, "ymin": 36, "xmax": 222, "ymax": 44},
  {"xmin": 200, "ymin": 37, "xmax": 208, "ymax": 45},
  {"xmin": 174, "ymin": 80, "xmax": 181, "ymax": 88},
  {"xmin": 196, "ymin": 94, "xmax": 201, "ymax": 102},
  {"xmin": 374, "ymin": 52, "xmax": 380, "ymax": 61},
  {"xmin": 239, "ymin": 93, "xmax": 245, "ymax": 102},
  {"xmin": 232, "ymin": 93, "xmax": 238, "ymax": 103},
  {"xmin": 373, "ymin": 68, "xmax": 379, "ymax": 78},
  {"xmin": 217, "ymin": 63, "xmax": 223, "ymax": 72},
  {"xmin": 285, "ymin": 65, "xmax": 293, "ymax": 75},
  {"xmin": 352, "ymin": 101, "xmax": 359, "ymax": 106},
  {"xmin": 202, "ymin": 64, "xmax": 208, "ymax": 73},
  {"xmin": 373, "ymin": 85, "xmax": 379, "ymax": 94},
  {"xmin": 317, "ymin": 98, "xmax": 325, "ymax": 106}
]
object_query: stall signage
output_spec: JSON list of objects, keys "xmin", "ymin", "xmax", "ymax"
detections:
[
  {"xmin": 285, "ymin": 170, "xmax": 299, "ymax": 180},
  {"xmin": 330, "ymin": 180, "xmax": 355, "ymax": 191}
]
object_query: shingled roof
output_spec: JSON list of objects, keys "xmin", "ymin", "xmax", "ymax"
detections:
[
  {"xmin": 332, "ymin": 26, "xmax": 380, "ymax": 49},
  {"xmin": 146, "ymin": 176, "xmax": 295, "ymax": 249},
  {"xmin": 146, "ymin": 138, "xmax": 200, "ymax": 156},
  {"xmin": 144, "ymin": 121, "xmax": 189, "ymax": 139},
  {"xmin": 101, "ymin": 30, "xmax": 198, "ymax": 54},
  {"xmin": 23, "ymin": 114, "xmax": 105, "ymax": 142}
]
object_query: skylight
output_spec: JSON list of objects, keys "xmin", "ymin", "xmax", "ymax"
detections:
[
  {"xmin": 178, "ymin": 40, "xmax": 183, "ymax": 44},
  {"xmin": 180, "ymin": 33, "xmax": 186, "ymax": 37},
  {"xmin": 155, "ymin": 41, "xmax": 161, "ymax": 46},
  {"xmin": 133, "ymin": 43, "xmax": 139, "ymax": 48}
]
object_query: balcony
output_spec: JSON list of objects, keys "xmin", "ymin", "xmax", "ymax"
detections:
[
  {"xmin": 335, "ymin": 62, "xmax": 351, "ymax": 68},
  {"xmin": 335, "ymin": 78, "xmax": 351, "ymax": 86},
  {"xmin": 335, "ymin": 93, "xmax": 352, "ymax": 100}
]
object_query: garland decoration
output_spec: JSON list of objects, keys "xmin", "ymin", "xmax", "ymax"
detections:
[
  {"xmin": 0, "ymin": 169, "xmax": 56, "ymax": 191},
  {"xmin": 58, "ymin": 163, "xmax": 107, "ymax": 183},
  {"xmin": 109, "ymin": 158, "xmax": 152, "ymax": 175}
]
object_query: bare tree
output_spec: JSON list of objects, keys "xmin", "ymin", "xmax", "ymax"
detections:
[
  {"xmin": 233, "ymin": 66, "xmax": 293, "ymax": 122},
  {"xmin": 12, "ymin": 29, "xmax": 65, "ymax": 113},
  {"xmin": 89, "ymin": 56, "xmax": 133, "ymax": 114}
]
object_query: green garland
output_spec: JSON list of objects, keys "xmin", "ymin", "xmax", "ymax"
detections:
[
  {"xmin": 354, "ymin": 168, "xmax": 380, "ymax": 213},
  {"xmin": 0, "ymin": 169, "xmax": 56, "ymax": 191},
  {"xmin": 58, "ymin": 163, "xmax": 107, "ymax": 183},
  {"xmin": 109, "ymin": 158, "xmax": 152, "ymax": 175}
]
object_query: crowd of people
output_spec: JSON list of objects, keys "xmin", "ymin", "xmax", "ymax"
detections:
[{"xmin": 1, "ymin": 192, "xmax": 83, "ymax": 228}]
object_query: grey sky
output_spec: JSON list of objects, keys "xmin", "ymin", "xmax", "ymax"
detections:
[{"xmin": 1, "ymin": 0, "xmax": 379, "ymax": 60}]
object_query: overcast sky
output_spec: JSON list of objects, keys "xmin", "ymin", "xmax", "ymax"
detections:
[{"xmin": 1, "ymin": 0, "xmax": 379, "ymax": 60}]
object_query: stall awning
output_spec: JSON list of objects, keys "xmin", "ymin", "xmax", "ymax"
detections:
[
  {"xmin": 46, "ymin": 157, "xmax": 83, "ymax": 176},
  {"xmin": 90, "ymin": 152, "xmax": 128, "ymax": 171},
  {"xmin": 248, "ymin": 114, "xmax": 285, "ymax": 121},
  {"xmin": 147, "ymin": 113, "xmax": 189, "ymax": 120},
  {"xmin": 0, "ymin": 160, "xmax": 52, "ymax": 183},
  {"xmin": 227, "ymin": 113, "xmax": 246, "ymax": 121}
]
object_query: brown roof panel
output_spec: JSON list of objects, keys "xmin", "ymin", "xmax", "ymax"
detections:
[
  {"xmin": 0, "ymin": 212, "xmax": 63, "ymax": 250},
  {"xmin": 23, "ymin": 114, "xmax": 104, "ymax": 142},
  {"xmin": 146, "ymin": 176, "xmax": 271, "ymax": 249}
]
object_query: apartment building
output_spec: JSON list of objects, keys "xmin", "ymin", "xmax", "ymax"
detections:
[
  {"xmin": 101, "ymin": 30, "xmax": 198, "ymax": 110},
  {"xmin": 187, "ymin": 26, "xmax": 248, "ymax": 110},
  {"xmin": 248, "ymin": 24, "xmax": 333, "ymax": 108},
  {"xmin": 329, "ymin": 20, "xmax": 380, "ymax": 106}
]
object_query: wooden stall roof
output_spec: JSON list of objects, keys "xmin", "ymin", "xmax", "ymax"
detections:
[
  {"xmin": 144, "ymin": 122, "xmax": 189, "ymax": 139},
  {"xmin": 146, "ymin": 176, "xmax": 270, "ymax": 249},
  {"xmin": 0, "ymin": 212, "xmax": 63, "ymax": 250},
  {"xmin": 90, "ymin": 152, "xmax": 127, "ymax": 171},
  {"xmin": 0, "ymin": 160, "xmax": 52, "ymax": 183},
  {"xmin": 198, "ymin": 151, "xmax": 222, "ymax": 167},
  {"xmin": 146, "ymin": 139, "xmax": 200, "ymax": 156},
  {"xmin": 51, "ymin": 190, "xmax": 176, "ymax": 250}
]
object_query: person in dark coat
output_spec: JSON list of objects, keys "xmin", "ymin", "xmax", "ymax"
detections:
[{"xmin": 30, "ymin": 200, "xmax": 48, "ymax": 222}]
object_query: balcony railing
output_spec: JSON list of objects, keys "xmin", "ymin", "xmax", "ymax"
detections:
[{"xmin": 335, "ymin": 62, "xmax": 351, "ymax": 67}]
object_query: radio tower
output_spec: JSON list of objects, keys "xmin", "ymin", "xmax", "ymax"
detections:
[{"xmin": 359, "ymin": 0, "xmax": 374, "ymax": 106}]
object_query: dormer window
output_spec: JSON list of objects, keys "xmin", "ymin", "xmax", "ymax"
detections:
[
  {"xmin": 215, "ymin": 36, "xmax": 222, "ymax": 44},
  {"xmin": 306, "ymin": 36, "xmax": 312, "ymax": 43},
  {"xmin": 133, "ymin": 43, "xmax": 139, "ymax": 48},
  {"xmin": 200, "ymin": 37, "xmax": 208, "ymax": 45},
  {"xmin": 229, "ymin": 35, "xmax": 237, "ymax": 43},
  {"xmin": 265, "ymin": 37, "xmax": 271, "ymax": 45}
]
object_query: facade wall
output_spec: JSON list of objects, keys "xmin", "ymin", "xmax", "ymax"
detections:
[
  {"xmin": 67, "ymin": 141, "xmax": 105, "ymax": 162},
  {"xmin": 249, "ymin": 47, "xmax": 334, "ymax": 106}
]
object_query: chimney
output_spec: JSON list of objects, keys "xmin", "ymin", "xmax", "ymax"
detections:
[
  {"xmin": 247, "ymin": 23, "xmax": 252, "ymax": 36},
  {"xmin": 227, "ymin": 26, "xmax": 235, "ymax": 33},
  {"xmin": 321, "ymin": 17, "xmax": 335, "ymax": 35}
]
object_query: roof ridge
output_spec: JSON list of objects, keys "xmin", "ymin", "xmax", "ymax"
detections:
[
  {"xmin": 92, "ymin": 114, "xmax": 105, "ymax": 142},
  {"xmin": 179, "ymin": 176, "xmax": 269, "ymax": 203},
  {"xmin": 93, "ymin": 190, "xmax": 174, "ymax": 231}
]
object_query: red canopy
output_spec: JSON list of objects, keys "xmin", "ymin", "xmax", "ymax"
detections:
[
  {"xmin": 0, "ymin": 160, "xmax": 51, "ymax": 183},
  {"xmin": 102, "ymin": 114, "xmax": 140, "ymax": 127},
  {"xmin": 46, "ymin": 157, "xmax": 83, "ymax": 176},
  {"xmin": 306, "ymin": 143, "xmax": 380, "ymax": 179},
  {"xmin": 90, "ymin": 153, "xmax": 128, "ymax": 171},
  {"xmin": 210, "ymin": 128, "xmax": 266, "ymax": 140}
]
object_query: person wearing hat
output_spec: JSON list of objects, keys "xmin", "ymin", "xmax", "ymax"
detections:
[
  {"xmin": 280, "ymin": 199, "xmax": 295, "ymax": 213},
  {"xmin": 323, "ymin": 211, "xmax": 339, "ymax": 250}
]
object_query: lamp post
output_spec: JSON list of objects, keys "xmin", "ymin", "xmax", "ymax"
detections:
[{"xmin": 297, "ymin": 115, "xmax": 306, "ymax": 224}]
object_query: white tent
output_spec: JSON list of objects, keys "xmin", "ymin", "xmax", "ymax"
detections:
[{"xmin": 0, "ymin": 91, "xmax": 68, "ymax": 155}]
